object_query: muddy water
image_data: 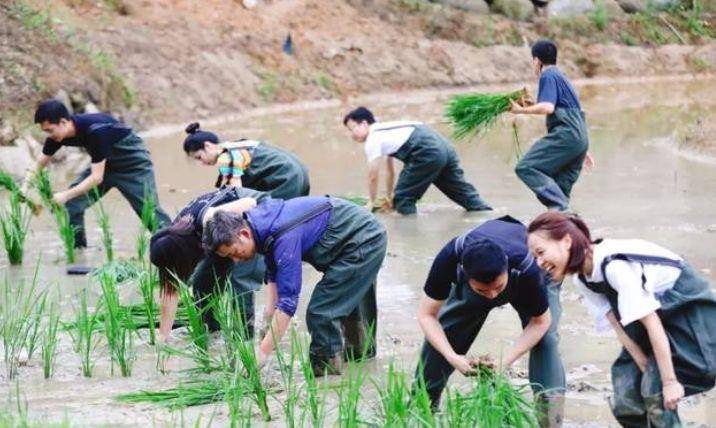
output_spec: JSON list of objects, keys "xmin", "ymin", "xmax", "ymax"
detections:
[{"xmin": 2, "ymin": 77, "xmax": 716, "ymax": 427}]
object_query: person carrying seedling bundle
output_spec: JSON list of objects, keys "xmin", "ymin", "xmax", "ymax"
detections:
[
  {"xmin": 203, "ymin": 195, "xmax": 387, "ymax": 375},
  {"xmin": 414, "ymin": 215, "xmax": 565, "ymax": 427},
  {"xmin": 28, "ymin": 99, "xmax": 170, "ymax": 248},
  {"xmin": 182, "ymin": 122, "xmax": 310, "ymax": 199},
  {"xmin": 510, "ymin": 39, "xmax": 593, "ymax": 212},
  {"xmin": 528, "ymin": 212, "xmax": 716, "ymax": 427},
  {"xmin": 343, "ymin": 107, "xmax": 492, "ymax": 215},
  {"xmin": 150, "ymin": 187, "xmax": 271, "ymax": 341}
]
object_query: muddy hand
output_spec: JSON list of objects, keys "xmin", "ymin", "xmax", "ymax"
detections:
[
  {"xmin": 509, "ymin": 99, "xmax": 524, "ymax": 114},
  {"xmin": 449, "ymin": 354, "xmax": 478, "ymax": 376}
]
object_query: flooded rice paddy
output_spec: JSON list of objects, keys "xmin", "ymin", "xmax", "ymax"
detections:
[{"xmin": 1, "ymin": 76, "xmax": 716, "ymax": 426}]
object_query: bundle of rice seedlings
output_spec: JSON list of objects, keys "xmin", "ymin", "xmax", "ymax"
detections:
[
  {"xmin": 0, "ymin": 170, "xmax": 41, "ymax": 215},
  {"xmin": 0, "ymin": 190, "xmax": 31, "ymax": 265},
  {"xmin": 94, "ymin": 194, "xmax": 114, "ymax": 262},
  {"xmin": 32, "ymin": 170, "xmax": 75, "ymax": 262},
  {"xmin": 338, "ymin": 195, "xmax": 392, "ymax": 213},
  {"xmin": 91, "ymin": 259, "xmax": 145, "ymax": 284},
  {"xmin": 441, "ymin": 369, "xmax": 539, "ymax": 428},
  {"xmin": 116, "ymin": 378, "xmax": 228, "ymax": 409},
  {"xmin": 99, "ymin": 271, "xmax": 136, "ymax": 377},
  {"xmin": 41, "ymin": 302, "xmax": 61, "ymax": 379},
  {"xmin": 62, "ymin": 301, "xmax": 190, "ymax": 332},
  {"xmin": 445, "ymin": 88, "xmax": 528, "ymax": 140}
]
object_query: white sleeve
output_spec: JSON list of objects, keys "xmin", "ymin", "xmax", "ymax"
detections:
[
  {"xmin": 573, "ymin": 276, "xmax": 612, "ymax": 332},
  {"xmin": 364, "ymin": 134, "xmax": 383, "ymax": 164},
  {"xmin": 604, "ymin": 260, "xmax": 661, "ymax": 327}
]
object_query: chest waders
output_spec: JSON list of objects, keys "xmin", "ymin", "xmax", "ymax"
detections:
[
  {"xmin": 262, "ymin": 198, "xmax": 387, "ymax": 375},
  {"xmin": 216, "ymin": 141, "xmax": 310, "ymax": 199},
  {"xmin": 415, "ymin": 239, "xmax": 566, "ymax": 426},
  {"xmin": 581, "ymin": 254, "xmax": 716, "ymax": 428},
  {"xmin": 189, "ymin": 186, "xmax": 268, "ymax": 336},
  {"xmin": 388, "ymin": 125, "xmax": 490, "ymax": 215},
  {"xmin": 514, "ymin": 107, "xmax": 589, "ymax": 211},
  {"xmin": 65, "ymin": 132, "xmax": 171, "ymax": 248}
]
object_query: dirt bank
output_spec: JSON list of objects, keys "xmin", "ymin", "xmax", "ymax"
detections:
[{"xmin": 1, "ymin": 0, "xmax": 714, "ymax": 134}]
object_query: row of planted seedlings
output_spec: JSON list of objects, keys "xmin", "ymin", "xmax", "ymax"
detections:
[{"xmin": 116, "ymin": 283, "xmax": 542, "ymax": 427}]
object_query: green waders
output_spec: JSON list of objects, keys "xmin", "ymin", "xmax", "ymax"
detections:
[
  {"xmin": 243, "ymin": 142, "xmax": 311, "ymax": 199},
  {"xmin": 390, "ymin": 126, "xmax": 491, "ymax": 215},
  {"xmin": 515, "ymin": 108, "xmax": 589, "ymax": 211},
  {"xmin": 303, "ymin": 198, "xmax": 387, "ymax": 371},
  {"xmin": 416, "ymin": 271, "xmax": 566, "ymax": 426},
  {"xmin": 598, "ymin": 263, "xmax": 716, "ymax": 427},
  {"xmin": 65, "ymin": 133, "xmax": 170, "ymax": 247}
]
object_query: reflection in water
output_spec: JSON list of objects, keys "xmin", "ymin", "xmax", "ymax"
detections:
[{"xmin": 2, "ymin": 78, "xmax": 716, "ymax": 425}]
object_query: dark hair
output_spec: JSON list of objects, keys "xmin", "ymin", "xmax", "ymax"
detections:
[
  {"xmin": 34, "ymin": 99, "xmax": 71, "ymax": 124},
  {"xmin": 462, "ymin": 240, "xmax": 508, "ymax": 284},
  {"xmin": 528, "ymin": 212, "xmax": 592, "ymax": 274},
  {"xmin": 182, "ymin": 122, "xmax": 220, "ymax": 153},
  {"xmin": 343, "ymin": 107, "xmax": 376, "ymax": 126},
  {"xmin": 531, "ymin": 39, "xmax": 558, "ymax": 65},
  {"xmin": 150, "ymin": 218, "xmax": 204, "ymax": 288},
  {"xmin": 203, "ymin": 210, "xmax": 247, "ymax": 252}
]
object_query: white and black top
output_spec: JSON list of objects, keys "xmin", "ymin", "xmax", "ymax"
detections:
[
  {"xmin": 363, "ymin": 121, "xmax": 421, "ymax": 163},
  {"xmin": 574, "ymin": 239, "xmax": 683, "ymax": 331}
]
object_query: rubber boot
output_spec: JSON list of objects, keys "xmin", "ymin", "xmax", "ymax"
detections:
[
  {"xmin": 310, "ymin": 354, "xmax": 344, "ymax": 377},
  {"xmin": 342, "ymin": 317, "xmax": 376, "ymax": 362},
  {"xmin": 536, "ymin": 394, "xmax": 565, "ymax": 428}
]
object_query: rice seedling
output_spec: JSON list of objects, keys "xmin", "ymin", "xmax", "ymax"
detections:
[
  {"xmin": 371, "ymin": 361, "xmax": 411, "ymax": 426},
  {"xmin": 294, "ymin": 332, "xmax": 328, "ymax": 427},
  {"xmin": 99, "ymin": 270, "xmax": 135, "ymax": 377},
  {"xmin": 136, "ymin": 187, "xmax": 159, "ymax": 260},
  {"xmin": 138, "ymin": 267, "xmax": 158, "ymax": 345},
  {"xmin": 445, "ymin": 88, "xmax": 528, "ymax": 140},
  {"xmin": 337, "ymin": 360, "xmax": 368, "ymax": 428},
  {"xmin": 91, "ymin": 259, "xmax": 144, "ymax": 284},
  {"xmin": 69, "ymin": 288, "xmax": 103, "ymax": 377},
  {"xmin": 210, "ymin": 288, "xmax": 271, "ymax": 422},
  {"xmin": 0, "ymin": 190, "xmax": 31, "ymax": 265},
  {"xmin": 0, "ymin": 169, "xmax": 41, "ymax": 215},
  {"xmin": 32, "ymin": 170, "xmax": 75, "ymax": 262},
  {"xmin": 41, "ymin": 302, "xmax": 61, "ymax": 379},
  {"xmin": 440, "ymin": 369, "xmax": 539, "ymax": 428},
  {"xmin": 272, "ymin": 329, "xmax": 300, "ymax": 427},
  {"xmin": 24, "ymin": 292, "xmax": 48, "ymax": 362},
  {"xmin": 116, "ymin": 378, "xmax": 227, "ymax": 408},
  {"xmin": 62, "ymin": 300, "xmax": 190, "ymax": 332},
  {"xmin": 408, "ymin": 362, "xmax": 436, "ymax": 427},
  {"xmin": 93, "ymin": 192, "xmax": 114, "ymax": 262},
  {"xmin": 177, "ymin": 281, "xmax": 211, "ymax": 370}
]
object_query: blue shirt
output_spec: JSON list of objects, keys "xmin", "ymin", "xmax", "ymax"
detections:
[
  {"xmin": 42, "ymin": 113, "xmax": 132, "ymax": 163},
  {"xmin": 537, "ymin": 67, "xmax": 581, "ymax": 110},
  {"xmin": 423, "ymin": 216, "xmax": 549, "ymax": 319},
  {"xmin": 246, "ymin": 197, "xmax": 331, "ymax": 316}
]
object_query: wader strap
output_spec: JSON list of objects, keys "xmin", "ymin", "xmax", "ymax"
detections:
[
  {"xmin": 195, "ymin": 187, "xmax": 239, "ymax": 230},
  {"xmin": 600, "ymin": 253, "xmax": 683, "ymax": 290},
  {"xmin": 214, "ymin": 147, "xmax": 233, "ymax": 188},
  {"xmin": 373, "ymin": 124, "xmax": 418, "ymax": 132},
  {"xmin": 261, "ymin": 200, "xmax": 333, "ymax": 253}
]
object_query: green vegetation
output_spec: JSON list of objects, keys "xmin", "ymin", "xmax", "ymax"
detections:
[
  {"xmin": 0, "ymin": 190, "xmax": 31, "ymax": 265},
  {"xmin": 138, "ymin": 268, "xmax": 159, "ymax": 345},
  {"xmin": 590, "ymin": 2, "xmax": 610, "ymax": 32},
  {"xmin": 257, "ymin": 74, "xmax": 278, "ymax": 102},
  {"xmin": 68, "ymin": 289, "xmax": 102, "ymax": 377},
  {"xmin": 99, "ymin": 271, "xmax": 135, "ymax": 377},
  {"xmin": 445, "ymin": 89, "xmax": 527, "ymax": 140},
  {"xmin": 32, "ymin": 170, "xmax": 75, "ymax": 262},
  {"xmin": 41, "ymin": 302, "xmax": 61, "ymax": 379},
  {"xmin": 136, "ymin": 188, "xmax": 159, "ymax": 260},
  {"xmin": 93, "ymin": 194, "xmax": 114, "ymax": 262}
]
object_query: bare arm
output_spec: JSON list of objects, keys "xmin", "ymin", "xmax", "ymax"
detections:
[
  {"xmin": 510, "ymin": 100, "xmax": 555, "ymax": 116},
  {"xmin": 159, "ymin": 283, "xmax": 179, "ymax": 342},
  {"xmin": 418, "ymin": 293, "xmax": 476, "ymax": 375},
  {"xmin": 201, "ymin": 197, "xmax": 257, "ymax": 225},
  {"xmin": 501, "ymin": 309, "xmax": 551, "ymax": 368},
  {"xmin": 606, "ymin": 310, "xmax": 648, "ymax": 372},
  {"xmin": 367, "ymin": 158, "xmax": 381, "ymax": 209},
  {"xmin": 385, "ymin": 157, "xmax": 395, "ymax": 200},
  {"xmin": 640, "ymin": 312, "xmax": 684, "ymax": 410},
  {"xmin": 258, "ymin": 309, "xmax": 292, "ymax": 365},
  {"xmin": 227, "ymin": 176, "xmax": 243, "ymax": 188},
  {"xmin": 54, "ymin": 161, "xmax": 106, "ymax": 205}
]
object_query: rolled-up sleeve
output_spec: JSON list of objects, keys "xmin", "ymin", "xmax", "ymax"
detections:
[{"xmin": 271, "ymin": 232, "xmax": 303, "ymax": 317}]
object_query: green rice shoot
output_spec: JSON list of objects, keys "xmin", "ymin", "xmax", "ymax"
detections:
[
  {"xmin": 32, "ymin": 170, "xmax": 75, "ymax": 262},
  {"xmin": 42, "ymin": 302, "xmax": 61, "ymax": 379},
  {"xmin": 99, "ymin": 270, "xmax": 136, "ymax": 377},
  {"xmin": 69, "ymin": 289, "xmax": 103, "ymax": 377},
  {"xmin": 445, "ymin": 88, "xmax": 527, "ymax": 140},
  {"xmin": 0, "ymin": 190, "xmax": 31, "ymax": 265},
  {"xmin": 93, "ymin": 191, "xmax": 114, "ymax": 262}
]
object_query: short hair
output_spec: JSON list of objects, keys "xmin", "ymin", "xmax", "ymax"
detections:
[
  {"xmin": 461, "ymin": 240, "xmax": 508, "ymax": 284},
  {"xmin": 531, "ymin": 39, "xmax": 558, "ymax": 65},
  {"xmin": 343, "ymin": 107, "xmax": 376, "ymax": 126},
  {"xmin": 34, "ymin": 99, "xmax": 71, "ymax": 124},
  {"xmin": 203, "ymin": 210, "xmax": 247, "ymax": 252}
]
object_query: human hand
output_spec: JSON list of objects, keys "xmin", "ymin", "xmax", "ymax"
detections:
[
  {"xmin": 509, "ymin": 100, "xmax": 524, "ymax": 114},
  {"xmin": 448, "ymin": 353, "xmax": 478, "ymax": 376},
  {"xmin": 662, "ymin": 379, "xmax": 684, "ymax": 410},
  {"xmin": 365, "ymin": 200, "xmax": 375, "ymax": 212},
  {"xmin": 583, "ymin": 152, "xmax": 596, "ymax": 172},
  {"xmin": 52, "ymin": 191, "xmax": 70, "ymax": 205}
]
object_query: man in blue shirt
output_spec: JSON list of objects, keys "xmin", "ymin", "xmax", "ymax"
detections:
[
  {"xmin": 29, "ymin": 99, "xmax": 170, "ymax": 247},
  {"xmin": 415, "ymin": 216, "xmax": 565, "ymax": 426},
  {"xmin": 510, "ymin": 39, "xmax": 593, "ymax": 212},
  {"xmin": 204, "ymin": 196, "xmax": 388, "ymax": 375}
]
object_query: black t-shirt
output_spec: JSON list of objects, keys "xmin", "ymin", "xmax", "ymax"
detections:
[
  {"xmin": 42, "ymin": 113, "xmax": 132, "ymax": 163},
  {"xmin": 423, "ymin": 216, "xmax": 549, "ymax": 319},
  {"xmin": 176, "ymin": 187, "xmax": 270, "ymax": 237}
]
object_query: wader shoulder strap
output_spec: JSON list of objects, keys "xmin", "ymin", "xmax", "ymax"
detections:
[
  {"xmin": 599, "ymin": 253, "xmax": 683, "ymax": 291},
  {"xmin": 373, "ymin": 124, "xmax": 418, "ymax": 132},
  {"xmin": 214, "ymin": 147, "xmax": 235, "ymax": 188},
  {"xmin": 261, "ymin": 200, "xmax": 333, "ymax": 253},
  {"xmin": 195, "ymin": 187, "xmax": 239, "ymax": 230}
]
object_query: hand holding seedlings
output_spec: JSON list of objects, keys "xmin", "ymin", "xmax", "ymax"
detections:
[
  {"xmin": 663, "ymin": 379, "xmax": 685, "ymax": 410},
  {"xmin": 52, "ymin": 191, "xmax": 71, "ymax": 206},
  {"xmin": 448, "ymin": 353, "xmax": 478, "ymax": 376}
]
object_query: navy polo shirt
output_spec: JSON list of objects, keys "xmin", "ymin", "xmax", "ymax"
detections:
[
  {"xmin": 537, "ymin": 66, "xmax": 581, "ymax": 110},
  {"xmin": 42, "ymin": 113, "xmax": 132, "ymax": 163}
]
